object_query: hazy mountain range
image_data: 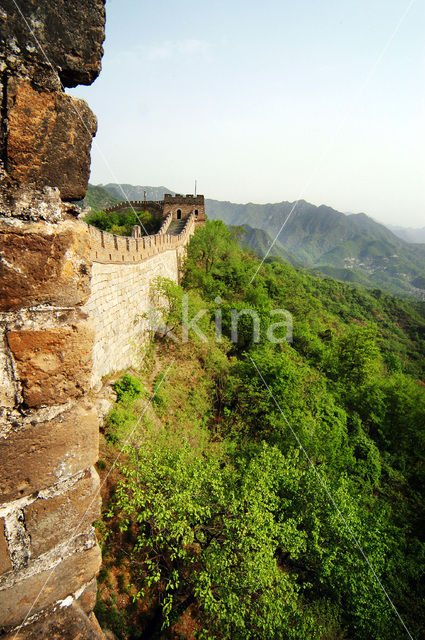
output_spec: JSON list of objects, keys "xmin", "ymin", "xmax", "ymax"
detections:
[
  {"xmin": 100, "ymin": 184, "xmax": 175, "ymax": 202},
  {"xmin": 81, "ymin": 184, "xmax": 425, "ymax": 298},
  {"xmin": 386, "ymin": 224, "xmax": 425, "ymax": 244},
  {"xmin": 231, "ymin": 224, "xmax": 302, "ymax": 267},
  {"xmin": 76, "ymin": 183, "xmax": 120, "ymax": 211},
  {"xmin": 206, "ymin": 198, "xmax": 425, "ymax": 297}
]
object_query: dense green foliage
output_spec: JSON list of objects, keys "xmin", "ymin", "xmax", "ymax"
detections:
[
  {"xmin": 113, "ymin": 374, "xmax": 143, "ymax": 403},
  {"xmin": 76, "ymin": 183, "xmax": 120, "ymax": 212},
  {"xmin": 98, "ymin": 220, "xmax": 425, "ymax": 639},
  {"xmin": 84, "ymin": 208, "xmax": 161, "ymax": 236}
]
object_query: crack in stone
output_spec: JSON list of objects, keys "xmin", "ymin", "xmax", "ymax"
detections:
[
  {"xmin": 0, "ymin": 529, "xmax": 97, "ymax": 590},
  {"xmin": 0, "ymin": 68, "xmax": 8, "ymax": 171},
  {"xmin": 4, "ymin": 508, "xmax": 30, "ymax": 570}
]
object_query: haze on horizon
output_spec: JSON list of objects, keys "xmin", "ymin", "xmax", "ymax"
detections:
[{"xmin": 71, "ymin": 0, "xmax": 425, "ymax": 228}]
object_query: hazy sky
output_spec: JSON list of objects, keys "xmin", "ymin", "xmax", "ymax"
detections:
[{"xmin": 71, "ymin": 0, "xmax": 425, "ymax": 227}]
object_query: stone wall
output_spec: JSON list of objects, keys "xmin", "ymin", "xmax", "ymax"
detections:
[
  {"xmin": 0, "ymin": 208, "xmax": 104, "ymax": 639},
  {"xmin": 0, "ymin": 3, "xmax": 199, "ymax": 637},
  {"xmin": 0, "ymin": 1, "xmax": 106, "ymax": 638},
  {"xmin": 84, "ymin": 215, "xmax": 195, "ymax": 386},
  {"xmin": 103, "ymin": 200, "xmax": 163, "ymax": 214},
  {"xmin": 85, "ymin": 212, "xmax": 195, "ymax": 264},
  {"xmin": 103, "ymin": 194, "xmax": 206, "ymax": 226},
  {"xmin": 86, "ymin": 249, "xmax": 180, "ymax": 386},
  {"xmin": 0, "ymin": 205, "xmax": 194, "ymax": 637}
]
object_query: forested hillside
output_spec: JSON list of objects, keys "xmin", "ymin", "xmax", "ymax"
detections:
[
  {"xmin": 89, "ymin": 184, "xmax": 425, "ymax": 298},
  {"xmin": 94, "ymin": 221, "xmax": 425, "ymax": 640},
  {"xmin": 231, "ymin": 224, "xmax": 301, "ymax": 265},
  {"xmin": 76, "ymin": 183, "xmax": 120, "ymax": 212},
  {"xmin": 206, "ymin": 198, "xmax": 425, "ymax": 298}
]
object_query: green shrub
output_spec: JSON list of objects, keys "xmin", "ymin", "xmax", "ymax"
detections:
[
  {"xmin": 105, "ymin": 406, "xmax": 138, "ymax": 443},
  {"xmin": 113, "ymin": 374, "xmax": 142, "ymax": 404}
]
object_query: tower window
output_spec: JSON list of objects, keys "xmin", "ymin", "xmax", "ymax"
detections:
[
  {"xmin": 177, "ymin": 209, "xmax": 182, "ymax": 219},
  {"xmin": 194, "ymin": 209, "xmax": 199, "ymax": 217}
]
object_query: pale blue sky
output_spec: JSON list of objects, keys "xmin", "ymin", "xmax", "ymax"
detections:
[{"xmin": 71, "ymin": 0, "xmax": 425, "ymax": 226}]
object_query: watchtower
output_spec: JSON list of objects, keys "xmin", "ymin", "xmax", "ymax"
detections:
[{"xmin": 163, "ymin": 194, "xmax": 205, "ymax": 227}]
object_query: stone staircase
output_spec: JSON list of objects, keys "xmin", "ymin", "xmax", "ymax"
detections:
[{"xmin": 167, "ymin": 218, "xmax": 187, "ymax": 235}]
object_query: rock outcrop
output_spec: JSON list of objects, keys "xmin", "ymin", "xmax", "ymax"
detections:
[
  {"xmin": 0, "ymin": 0, "xmax": 105, "ymax": 199},
  {"xmin": 0, "ymin": 2, "xmax": 105, "ymax": 638},
  {"xmin": 0, "ymin": 4, "xmax": 199, "ymax": 637}
]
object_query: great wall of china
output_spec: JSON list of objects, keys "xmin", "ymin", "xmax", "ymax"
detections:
[{"xmin": 0, "ymin": 2, "xmax": 202, "ymax": 637}]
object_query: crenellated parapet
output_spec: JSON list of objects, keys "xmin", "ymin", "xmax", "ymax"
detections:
[
  {"xmin": 103, "ymin": 200, "xmax": 163, "ymax": 214},
  {"xmin": 85, "ymin": 212, "xmax": 195, "ymax": 264},
  {"xmin": 101, "ymin": 194, "xmax": 206, "ymax": 227}
]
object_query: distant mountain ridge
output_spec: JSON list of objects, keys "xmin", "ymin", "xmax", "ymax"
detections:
[
  {"xmin": 386, "ymin": 224, "xmax": 425, "ymax": 244},
  {"xmin": 101, "ymin": 184, "xmax": 175, "ymax": 202},
  {"xmin": 78, "ymin": 184, "xmax": 176, "ymax": 213},
  {"xmin": 205, "ymin": 198, "xmax": 425, "ymax": 298},
  {"xmin": 95, "ymin": 184, "xmax": 425, "ymax": 298},
  {"xmin": 231, "ymin": 224, "xmax": 301, "ymax": 266},
  {"xmin": 77, "ymin": 183, "xmax": 120, "ymax": 212}
]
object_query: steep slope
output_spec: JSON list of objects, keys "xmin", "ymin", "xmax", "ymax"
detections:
[
  {"xmin": 94, "ymin": 221, "xmax": 425, "ymax": 640},
  {"xmin": 231, "ymin": 224, "xmax": 301, "ymax": 265}
]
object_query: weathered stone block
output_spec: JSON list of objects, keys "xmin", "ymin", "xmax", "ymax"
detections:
[
  {"xmin": 76, "ymin": 578, "xmax": 98, "ymax": 615},
  {"xmin": 1, "ymin": 604, "xmax": 106, "ymax": 640},
  {"xmin": 6, "ymin": 79, "xmax": 97, "ymax": 200},
  {"xmin": 7, "ymin": 324, "xmax": 94, "ymax": 407},
  {"xmin": 25, "ymin": 469, "xmax": 101, "ymax": 558},
  {"xmin": 0, "ymin": 0, "xmax": 105, "ymax": 88},
  {"xmin": 0, "ymin": 221, "xmax": 91, "ymax": 311},
  {"xmin": 2, "ymin": 605, "xmax": 105, "ymax": 640},
  {"xmin": 0, "ymin": 518, "xmax": 11, "ymax": 576},
  {"xmin": 0, "ymin": 334, "xmax": 17, "ymax": 407},
  {"xmin": 0, "ymin": 542, "xmax": 101, "ymax": 629},
  {"xmin": 0, "ymin": 403, "xmax": 99, "ymax": 502}
]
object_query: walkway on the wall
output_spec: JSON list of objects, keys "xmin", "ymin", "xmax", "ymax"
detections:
[
  {"xmin": 85, "ymin": 212, "xmax": 196, "ymax": 265},
  {"xmin": 103, "ymin": 200, "xmax": 163, "ymax": 215},
  {"xmin": 167, "ymin": 219, "xmax": 187, "ymax": 235}
]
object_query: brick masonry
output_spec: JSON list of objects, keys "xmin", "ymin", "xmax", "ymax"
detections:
[
  {"xmin": 84, "ymin": 216, "xmax": 195, "ymax": 385},
  {"xmin": 0, "ymin": 0, "xmax": 201, "ymax": 636},
  {"xmin": 0, "ymin": 198, "xmax": 196, "ymax": 637},
  {"xmin": 0, "ymin": 1, "xmax": 107, "ymax": 637},
  {"xmin": 103, "ymin": 193, "xmax": 206, "ymax": 226}
]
